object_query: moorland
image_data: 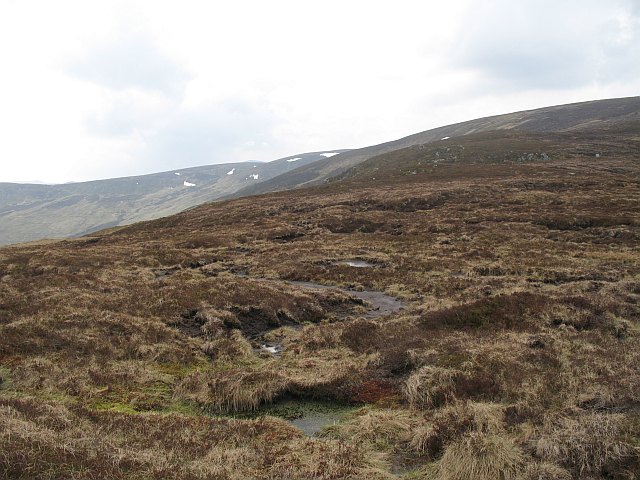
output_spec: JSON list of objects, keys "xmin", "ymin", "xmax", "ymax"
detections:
[{"xmin": 1, "ymin": 102, "xmax": 639, "ymax": 479}]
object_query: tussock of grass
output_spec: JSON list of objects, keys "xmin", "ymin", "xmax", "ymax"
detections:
[
  {"xmin": 403, "ymin": 364, "xmax": 501, "ymax": 410},
  {"xmin": 519, "ymin": 462, "xmax": 572, "ymax": 480},
  {"xmin": 323, "ymin": 407, "xmax": 412, "ymax": 451},
  {"xmin": 535, "ymin": 413, "xmax": 638, "ymax": 477},
  {"xmin": 176, "ymin": 369, "xmax": 291, "ymax": 413},
  {"xmin": 409, "ymin": 401, "xmax": 506, "ymax": 458},
  {"xmin": 404, "ymin": 366, "xmax": 461, "ymax": 409},
  {"xmin": 200, "ymin": 329, "xmax": 254, "ymax": 361},
  {"xmin": 422, "ymin": 432, "xmax": 524, "ymax": 480}
]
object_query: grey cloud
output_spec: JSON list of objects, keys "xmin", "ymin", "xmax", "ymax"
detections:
[
  {"xmin": 66, "ymin": 35, "xmax": 191, "ymax": 97},
  {"xmin": 449, "ymin": 0, "xmax": 640, "ymax": 90}
]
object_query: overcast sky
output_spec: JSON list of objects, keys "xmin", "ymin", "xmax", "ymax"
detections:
[{"xmin": 1, "ymin": 0, "xmax": 638, "ymax": 183}]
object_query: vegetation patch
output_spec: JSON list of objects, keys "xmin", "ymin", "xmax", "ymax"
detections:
[{"xmin": 419, "ymin": 292, "xmax": 547, "ymax": 330}]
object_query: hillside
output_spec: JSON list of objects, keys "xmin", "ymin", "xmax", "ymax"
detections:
[
  {"xmin": 336, "ymin": 122, "xmax": 640, "ymax": 183},
  {"xmin": 233, "ymin": 96, "xmax": 640, "ymax": 197},
  {"xmin": 0, "ymin": 111, "xmax": 639, "ymax": 478},
  {"xmin": 0, "ymin": 151, "xmax": 347, "ymax": 246}
]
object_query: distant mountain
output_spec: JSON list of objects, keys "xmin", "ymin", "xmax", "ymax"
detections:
[
  {"xmin": 232, "ymin": 96, "xmax": 640, "ymax": 197},
  {"xmin": 0, "ymin": 151, "xmax": 348, "ymax": 245}
]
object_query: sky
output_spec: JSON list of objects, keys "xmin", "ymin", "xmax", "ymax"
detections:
[{"xmin": 0, "ymin": 0, "xmax": 638, "ymax": 184}]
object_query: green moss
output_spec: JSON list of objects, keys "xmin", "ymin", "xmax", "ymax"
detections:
[
  {"xmin": 0, "ymin": 366, "xmax": 12, "ymax": 391},
  {"xmin": 153, "ymin": 361, "xmax": 211, "ymax": 377},
  {"xmin": 93, "ymin": 401, "xmax": 139, "ymax": 414},
  {"xmin": 229, "ymin": 398, "xmax": 357, "ymax": 421},
  {"xmin": 160, "ymin": 400, "xmax": 202, "ymax": 416}
]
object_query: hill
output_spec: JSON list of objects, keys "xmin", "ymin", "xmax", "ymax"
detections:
[
  {"xmin": 336, "ymin": 121, "xmax": 640, "ymax": 183},
  {"xmin": 0, "ymin": 150, "xmax": 347, "ymax": 246},
  {"xmin": 233, "ymin": 96, "xmax": 640, "ymax": 197},
  {"xmin": 0, "ymin": 102, "xmax": 638, "ymax": 478}
]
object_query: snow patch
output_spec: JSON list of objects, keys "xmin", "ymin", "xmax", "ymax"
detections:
[
  {"xmin": 440, "ymin": 136, "xmax": 450, "ymax": 140},
  {"xmin": 183, "ymin": 181, "xmax": 196, "ymax": 187},
  {"xmin": 227, "ymin": 168, "xmax": 235, "ymax": 175},
  {"xmin": 174, "ymin": 172, "xmax": 181, "ymax": 176},
  {"xmin": 249, "ymin": 174, "xmax": 259, "ymax": 180},
  {"xmin": 287, "ymin": 157, "xmax": 301, "ymax": 162},
  {"xmin": 321, "ymin": 152, "xmax": 339, "ymax": 157}
]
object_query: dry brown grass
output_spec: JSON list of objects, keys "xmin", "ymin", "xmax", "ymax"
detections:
[
  {"xmin": 534, "ymin": 413, "xmax": 639, "ymax": 478},
  {"xmin": 0, "ymin": 396, "xmax": 392, "ymax": 479},
  {"xmin": 323, "ymin": 407, "xmax": 413, "ymax": 451},
  {"xmin": 409, "ymin": 401, "xmax": 507, "ymax": 459},
  {"xmin": 0, "ymin": 142, "xmax": 639, "ymax": 477},
  {"xmin": 404, "ymin": 366, "xmax": 462, "ymax": 410},
  {"xmin": 422, "ymin": 432, "xmax": 525, "ymax": 480}
]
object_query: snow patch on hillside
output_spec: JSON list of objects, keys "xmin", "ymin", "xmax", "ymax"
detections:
[
  {"xmin": 249, "ymin": 174, "xmax": 259, "ymax": 180},
  {"xmin": 287, "ymin": 157, "xmax": 301, "ymax": 162},
  {"xmin": 321, "ymin": 152, "xmax": 339, "ymax": 157},
  {"xmin": 183, "ymin": 181, "xmax": 196, "ymax": 187},
  {"xmin": 227, "ymin": 168, "xmax": 235, "ymax": 175}
]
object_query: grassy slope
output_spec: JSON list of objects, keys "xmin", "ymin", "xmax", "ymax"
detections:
[{"xmin": 0, "ymin": 129, "xmax": 639, "ymax": 478}]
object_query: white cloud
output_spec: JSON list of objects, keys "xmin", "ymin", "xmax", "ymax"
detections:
[
  {"xmin": 450, "ymin": 0, "xmax": 640, "ymax": 90},
  {"xmin": 66, "ymin": 34, "xmax": 192, "ymax": 97},
  {"xmin": 0, "ymin": 0, "xmax": 638, "ymax": 183}
]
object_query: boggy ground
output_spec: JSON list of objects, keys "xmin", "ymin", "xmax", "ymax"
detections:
[{"xmin": 1, "ymin": 132, "xmax": 639, "ymax": 479}]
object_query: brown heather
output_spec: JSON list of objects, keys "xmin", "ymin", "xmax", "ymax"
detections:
[{"xmin": 1, "ymin": 126, "xmax": 639, "ymax": 478}]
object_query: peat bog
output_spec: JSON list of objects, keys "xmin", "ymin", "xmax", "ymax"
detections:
[{"xmin": 1, "ymin": 126, "xmax": 639, "ymax": 479}]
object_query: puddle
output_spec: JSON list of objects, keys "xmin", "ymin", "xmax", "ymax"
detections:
[
  {"xmin": 290, "ymin": 411, "xmax": 344, "ymax": 436},
  {"xmin": 232, "ymin": 399, "xmax": 355, "ymax": 436},
  {"xmin": 261, "ymin": 344, "xmax": 279, "ymax": 354},
  {"xmin": 334, "ymin": 260, "xmax": 377, "ymax": 268},
  {"xmin": 286, "ymin": 280, "xmax": 405, "ymax": 319}
]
